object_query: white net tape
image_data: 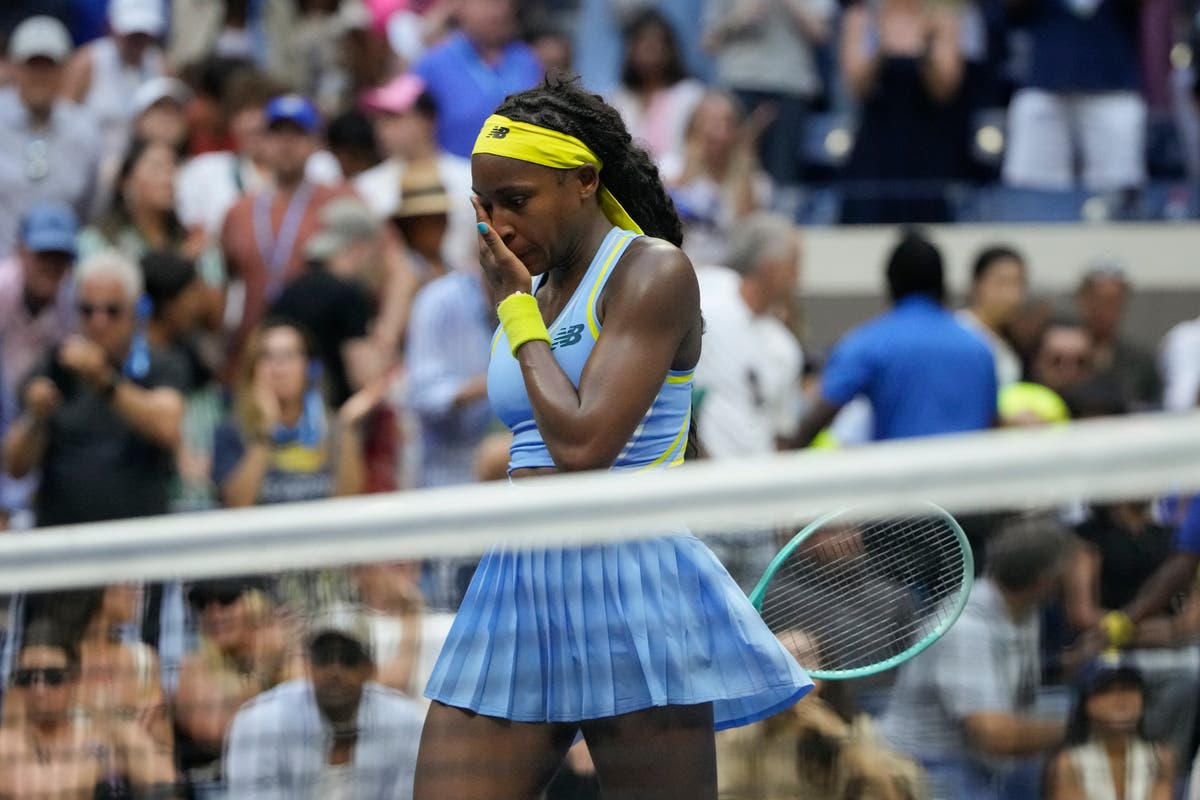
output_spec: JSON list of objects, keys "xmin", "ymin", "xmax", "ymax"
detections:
[{"xmin": 1, "ymin": 411, "xmax": 1198, "ymax": 592}]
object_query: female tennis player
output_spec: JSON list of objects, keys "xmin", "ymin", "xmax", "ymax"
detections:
[{"xmin": 414, "ymin": 78, "xmax": 812, "ymax": 799}]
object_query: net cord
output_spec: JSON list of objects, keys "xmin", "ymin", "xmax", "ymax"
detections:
[{"xmin": 0, "ymin": 411, "xmax": 1198, "ymax": 592}]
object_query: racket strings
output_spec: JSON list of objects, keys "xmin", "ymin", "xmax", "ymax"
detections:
[{"xmin": 760, "ymin": 514, "xmax": 967, "ymax": 674}]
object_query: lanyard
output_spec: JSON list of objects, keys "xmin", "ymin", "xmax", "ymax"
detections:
[{"xmin": 252, "ymin": 182, "xmax": 315, "ymax": 300}]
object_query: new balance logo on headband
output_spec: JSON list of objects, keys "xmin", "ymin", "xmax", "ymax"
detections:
[{"xmin": 487, "ymin": 126, "xmax": 510, "ymax": 140}]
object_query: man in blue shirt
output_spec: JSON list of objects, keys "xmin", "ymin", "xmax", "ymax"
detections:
[
  {"xmin": 411, "ymin": 0, "xmax": 542, "ymax": 159},
  {"xmin": 791, "ymin": 232, "xmax": 997, "ymax": 447}
]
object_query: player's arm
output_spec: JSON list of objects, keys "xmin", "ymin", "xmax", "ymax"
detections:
[
  {"xmin": 478, "ymin": 220, "xmax": 697, "ymax": 471},
  {"xmin": 520, "ymin": 240, "xmax": 697, "ymax": 472},
  {"xmin": 788, "ymin": 399, "xmax": 841, "ymax": 449}
]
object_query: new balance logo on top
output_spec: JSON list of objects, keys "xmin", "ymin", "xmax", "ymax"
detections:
[
  {"xmin": 487, "ymin": 126, "xmax": 510, "ymax": 139},
  {"xmin": 550, "ymin": 324, "xmax": 585, "ymax": 350}
]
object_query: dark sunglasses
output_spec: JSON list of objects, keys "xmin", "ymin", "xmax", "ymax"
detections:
[
  {"xmin": 76, "ymin": 302, "xmax": 126, "ymax": 319},
  {"xmin": 188, "ymin": 588, "xmax": 243, "ymax": 610},
  {"xmin": 13, "ymin": 667, "xmax": 69, "ymax": 687}
]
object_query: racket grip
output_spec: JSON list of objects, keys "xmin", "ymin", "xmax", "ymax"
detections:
[{"xmin": 1100, "ymin": 610, "xmax": 1136, "ymax": 648}]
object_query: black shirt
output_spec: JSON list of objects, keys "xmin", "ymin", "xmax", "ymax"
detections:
[
  {"xmin": 26, "ymin": 347, "xmax": 188, "ymax": 527},
  {"xmin": 1075, "ymin": 512, "xmax": 1175, "ymax": 612},
  {"xmin": 270, "ymin": 267, "xmax": 373, "ymax": 408}
]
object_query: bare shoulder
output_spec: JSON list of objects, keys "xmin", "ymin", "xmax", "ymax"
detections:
[{"xmin": 605, "ymin": 236, "xmax": 699, "ymax": 308}]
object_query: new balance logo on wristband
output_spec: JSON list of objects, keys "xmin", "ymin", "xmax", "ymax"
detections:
[
  {"xmin": 550, "ymin": 324, "xmax": 585, "ymax": 350},
  {"xmin": 487, "ymin": 126, "xmax": 510, "ymax": 139}
]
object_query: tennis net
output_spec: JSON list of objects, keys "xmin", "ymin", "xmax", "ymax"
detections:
[{"xmin": 1, "ymin": 410, "xmax": 1198, "ymax": 798}]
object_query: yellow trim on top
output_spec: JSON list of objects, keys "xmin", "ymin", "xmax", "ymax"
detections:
[
  {"xmin": 637, "ymin": 409, "xmax": 690, "ymax": 473},
  {"xmin": 585, "ymin": 231, "xmax": 636, "ymax": 339},
  {"xmin": 665, "ymin": 371, "xmax": 694, "ymax": 384},
  {"xmin": 490, "ymin": 328, "xmax": 504, "ymax": 357}
]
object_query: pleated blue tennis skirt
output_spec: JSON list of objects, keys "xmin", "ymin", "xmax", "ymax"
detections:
[{"xmin": 424, "ymin": 531, "xmax": 813, "ymax": 730}]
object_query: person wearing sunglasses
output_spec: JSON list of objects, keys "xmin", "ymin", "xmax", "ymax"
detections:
[
  {"xmin": 0, "ymin": 617, "xmax": 176, "ymax": 798},
  {"xmin": 174, "ymin": 577, "xmax": 298, "ymax": 792},
  {"xmin": 3, "ymin": 249, "xmax": 186, "ymax": 528},
  {"xmin": 225, "ymin": 604, "xmax": 424, "ymax": 797}
]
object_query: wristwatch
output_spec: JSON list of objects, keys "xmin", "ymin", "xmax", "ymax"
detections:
[{"xmin": 99, "ymin": 370, "xmax": 122, "ymax": 401}]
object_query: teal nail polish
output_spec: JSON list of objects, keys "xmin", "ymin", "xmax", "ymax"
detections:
[{"xmin": 477, "ymin": 222, "xmax": 488, "ymax": 234}]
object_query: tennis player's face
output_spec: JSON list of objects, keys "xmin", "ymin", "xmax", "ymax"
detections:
[{"xmin": 472, "ymin": 154, "xmax": 585, "ymax": 276}]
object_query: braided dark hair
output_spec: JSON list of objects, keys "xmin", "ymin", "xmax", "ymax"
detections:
[{"xmin": 494, "ymin": 76, "xmax": 684, "ymax": 246}]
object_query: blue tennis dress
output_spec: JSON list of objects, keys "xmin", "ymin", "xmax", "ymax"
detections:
[{"xmin": 424, "ymin": 227, "xmax": 813, "ymax": 729}]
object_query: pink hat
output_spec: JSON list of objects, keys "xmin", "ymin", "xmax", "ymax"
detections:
[{"xmin": 361, "ymin": 74, "xmax": 427, "ymax": 116}]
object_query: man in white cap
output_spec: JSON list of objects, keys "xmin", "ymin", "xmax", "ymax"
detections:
[
  {"xmin": 225, "ymin": 604, "xmax": 424, "ymax": 798},
  {"xmin": 0, "ymin": 16, "xmax": 99, "ymax": 257},
  {"xmin": 63, "ymin": 0, "xmax": 168, "ymax": 201}
]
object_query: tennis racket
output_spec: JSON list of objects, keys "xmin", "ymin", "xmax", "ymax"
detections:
[{"xmin": 748, "ymin": 502, "xmax": 974, "ymax": 680}]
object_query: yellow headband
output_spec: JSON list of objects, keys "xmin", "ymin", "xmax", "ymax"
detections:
[{"xmin": 472, "ymin": 114, "xmax": 644, "ymax": 235}]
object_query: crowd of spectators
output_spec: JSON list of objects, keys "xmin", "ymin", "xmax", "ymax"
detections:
[{"xmin": 0, "ymin": 1, "xmax": 1197, "ymax": 798}]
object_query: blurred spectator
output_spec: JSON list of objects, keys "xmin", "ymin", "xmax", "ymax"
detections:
[
  {"xmin": 129, "ymin": 76, "xmax": 194, "ymax": 152},
  {"xmin": 1075, "ymin": 264, "xmax": 1160, "ymax": 410},
  {"xmin": 0, "ymin": 202, "xmax": 78, "ymax": 430},
  {"xmin": 1001, "ymin": 0, "xmax": 1145, "ymax": 190},
  {"xmin": 211, "ymin": 318, "xmax": 381, "ymax": 507},
  {"xmin": 664, "ymin": 91, "xmax": 773, "ymax": 267},
  {"xmin": 527, "ymin": 26, "xmax": 574, "ymax": 79},
  {"xmin": 79, "ymin": 138, "xmax": 225, "ymax": 288},
  {"xmin": 63, "ymin": 0, "xmax": 167, "ymax": 204},
  {"xmin": 1063, "ymin": 501, "xmax": 1198, "ymax": 760},
  {"xmin": 272, "ymin": 199, "xmax": 388, "ymax": 407},
  {"xmin": 0, "ymin": 16, "xmax": 100, "ymax": 256},
  {"xmin": 176, "ymin": 68, "xmax": 278, "ymax": 237},
  {"xmin": 958, "ymin": 245, "xmax": 1027, "ymax": 388},
  {"xmin": 839, "ymin": 0, "xmax": 966, "ymax": 224},
  {"xmin": 0, "ymin": 618, "xmax": 176, "ymax": 797},
  {"xmin": 1046, "ymin": 657, "xmax": 1174, "ymax": 800},
  {"xmin": 356, "ymin": 74, "xmax": 477, "ymax": 272},
  {"xmin": 175, "ymin": 578, "xmax": 298, "ymax": 790},
  {"xmin": 141, "ymin": 251, "xmax": 224, "ymax": 512},
  {"xmin": 224, "ymin": 604, "xmax": 424, "ymax": 797},
  {"xmin": 1028, "ymin": 319, "xmax": 1095, "ymax": 399},
  {"xmin": 168, "ymin": 0, "xmax": 277, "ymax": 71},
  {"xmin": 402, "ymin": 200, "xmax": 496, "ymax": 490},
  {"xmin": 76, "ymin": 585, "xmax": 171, "ymax": 753},
  {"xmin": 0, "ymin": 203, "xmax": 77, "ymax": 527},
  {"xmin": 695, "ymin": 213, "xmax": 802, "ymax": 458},
  {"xmin": 221, "ymin": 94, "xmax": 356, "ymax": 369},
  {"xmin": 381, "ymin": 0, "xmax": 458, "ymax": 66},
  {"xmin": 704, "ymin": 0, "xmax": 834, "ymax": 187},
  {"xmin": 410, "ymin": 0, "xmax": 542, "ymax": 158},
  {"xmin": 1159, "ymin": 310, "xmax": 1200, "ymax": 411},
  {"xmin": 881, "ymin": 516, "xmax": 1068, "ymax": 799},
  {"xmin": 791, "ymin": 231, "xmax": 996, "ymax": 446},
  {"xmin": 3, "ymin": 250, "xmax": 185, "ymax": 527},
  {"xmin": 610, "ymin": 9, "xmax": 706, "ymax": 168},
  {"xmin": 325, "ymin": 108, "xmax": 382, "ymax": 180},
  {"xmin": 718, "ymin": 629, "xmax": 926, "ymax": 799},
  {"xmin": 354, "ymin": 562, "xmax": 455, "ymax": 700}
]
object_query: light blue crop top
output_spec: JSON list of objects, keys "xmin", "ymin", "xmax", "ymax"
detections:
[{"xmin": 487, "ymin": 227, "xmax": 694, "ymax": 473}]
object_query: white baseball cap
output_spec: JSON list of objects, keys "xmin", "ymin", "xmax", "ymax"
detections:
[
  {"xmin": 108, "ymin": 0, "xmax": 166, "ymax": 37},
  {"xmin": 8, "ymin": 16, "xmax": 72, "ymax": 63},
  {"xmin": 132, "ymin": 76, "xmax": 193, "ymax": 117}
]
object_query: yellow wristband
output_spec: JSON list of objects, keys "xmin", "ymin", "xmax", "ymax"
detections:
[
  {"xmin": 497, "ymin": 292, "xmax": 550, "ymax": 357},
  {"xmin": 1100, "ymin": 610, "xmax": 1136, "ymax": 648}
]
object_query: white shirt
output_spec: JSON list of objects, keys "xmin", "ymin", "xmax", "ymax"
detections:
[
  {"xmin": 957, "ymin": 309, "xmax": 1022, "ymax": 388},
  {"xmin": 225, "ymin": 680, "xmax": 424, "ymax": 799},
  {"xmin": 694, "ymin": 266, "xmax": 803, "ymax": 458},
  {"xmin": 353, "ymin": 154, "xmax": 477, "ymax": 271},
  {"xmin": 366, "ymin": 610, "xmax": 456, "ymax": 703},
  {"xmin": 1160, "ymin": 317, "xmax": 1200, "ymax": 411}
]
